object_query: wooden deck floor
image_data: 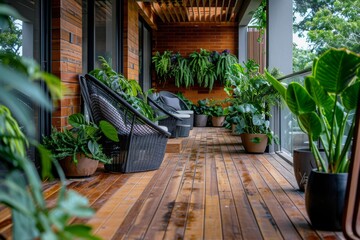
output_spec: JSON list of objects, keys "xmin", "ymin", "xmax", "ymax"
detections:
[{"xmin": 0, "ymin": 127, "xmax": 345, "ymax": 239}]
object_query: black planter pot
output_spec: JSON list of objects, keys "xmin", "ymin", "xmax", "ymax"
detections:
[
  {"xmin": 293, "ymin": 149, "xmax": 325, "ymax": 191},
  {"xmin": 305, "ymin": 169, "xmax": 348, "ymax": 230}
]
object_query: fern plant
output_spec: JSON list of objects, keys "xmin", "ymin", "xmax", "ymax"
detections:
[
  {"xmin": 189, "ymin": 49, "xmax": 214, "ymax": 88},
  {"xmin": 172, "ymin": 53, "xmax": 193, "ymax": 88},
  {"xmin": 216, "ymin": 49, "xmax": 238, "ymax": 83},
  {"xmin": 152, "ymin": 50, "xmax": 172, "ymax": 84}
]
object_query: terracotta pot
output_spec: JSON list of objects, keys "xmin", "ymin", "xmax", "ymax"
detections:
[
  {"xmin": 240, "ymin": 133, "xmax": 268, "ymax": 153},
  {"xmin": 60, "ymin": 154, "xmax": 98, "ymax": 177},
  {"xmin": 212, "ymin": 116, "xmax": 225, "ymax": 127}
]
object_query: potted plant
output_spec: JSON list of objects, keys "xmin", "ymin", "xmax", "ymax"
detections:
[
  {"xmin": 193, "ymin": 99, "xmax": 211, "ymax": 127},
  {"xmin": 225, "ymin": 60, "xmax": 280, "ymax": 153},
  {"xmin": 42, "ymin": 113, "xmax": 119, "ymax": 177},
  {"xmin": 265, "ymin": 48, "xmax": 360, "ymax": 230},
  {"xmin": 209, "ymin": 101, "xmax": 228, "ymax": 127}
]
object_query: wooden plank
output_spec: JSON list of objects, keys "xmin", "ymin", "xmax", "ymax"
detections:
[
  {"xmin": 109, "ymin": 152, "xmax": 174, "ymax": 239},
  {"xmin": 143, "ymin": 131, "xmax": 195, "ymax": 239},
  {"xmin": 221, "ymin": 131, "xmax": 263, "ymax": 239},
  {"xmin": 183, "ymin": 129, "xmax": 206, "ymax": 239},
  {"xmin": 213, "ymin": 129, "xmax": 242, "ymax": 239},
  {"xmin": 203, "ymin": 129, "xmax": 223, "ymax": 239},
  {"xmin": 163, "ymin": 128, "xmax": 201, "ymax": 239},
  {"xmin": 253, "ymin": 154, "xmax": 318, "ymax": 239},
  {"xmin": 121, "ymin": 153, "xmax": 186, "ymax": 239}
]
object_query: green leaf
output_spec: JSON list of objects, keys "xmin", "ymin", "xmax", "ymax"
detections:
[
  {"xmin": 250, "ymin": 137, "xmax": 261, "ymax": 144},
  {"xmin": 59, "ymin": 190, "xmax": 95, "ymax": 218},
  {"xmin": 87, "ymin": 140, "xmax": 99, "ymax": 156},
  {"xmin": 314, "ymin": 48, "xmax": 360, "ymax": 94},
  {"xmin": 286, "ymin": 82, "xmax": 316, "ymax": 115},
  {"xmin": 264, "ymin": 70, "xmax": 287, "ymax": 99},
  {"xmin": 298, "ymin": 112, "xmax": 323, "ymax": 140},
  {"xmin": 342, "ymin": 81, "xmax": 360, "ymax": 111},
  {"xmin": 68, "ymin": 113, "xmax": 86, "ymax": 127},
  {"xmin": 63, "ymin": 225, "xmax": 101, "ymax": 240},
  {"xmin": 99, "ymin": 120, "xmax": 119, "ymax": 142}
]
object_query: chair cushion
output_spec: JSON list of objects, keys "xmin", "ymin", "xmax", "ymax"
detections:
[
  {"xmin": 91, "ymin": 94, "xmax": 126, "ymax": 131},
  {"xmin": 161, "ymin": 96, "xmax": 181, "ymax": 110}
]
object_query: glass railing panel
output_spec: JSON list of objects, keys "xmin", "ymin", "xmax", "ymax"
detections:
[{"xmin": 278, "ymin": 70, "xmax": 311, "ymax": 156}]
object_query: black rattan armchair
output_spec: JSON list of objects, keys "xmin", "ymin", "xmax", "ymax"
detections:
[
  {"xmin": 147, "ymin": 94, "xmax": 182, "ymax": 137},
  {"xmin": 79, "ymin": 74, "xmax": 170, "ymax": 173}
]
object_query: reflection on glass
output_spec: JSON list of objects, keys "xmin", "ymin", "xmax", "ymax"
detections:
[
  {"xmin": 280, "ymin": 72, "xmax": 310, "ymax": 155},
  {"xmin": 95, "ymin": 0, "xmax": 116, "ymax": 68}
]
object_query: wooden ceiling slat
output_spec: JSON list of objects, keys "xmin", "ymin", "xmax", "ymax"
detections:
[
  {"xmin": 196, "ymin": 0, "xmax": 200, "ymax": 22},
  {"xmin": 152, "ymin": 3, "xmax": 166, "ymax": 22},
  {"xmin": 161, "ymin": 3, "xmax": 172, "ymax": 22},
  {"xmin": 215, "ymin": 0, "xmax": 218, "ymax": 21},
  {"xmin": 173, "ymin": 2, "xmax": 182, "ymax": 22},
  {"xmin": 190, "ymin": 0, "xmax": 195, "ymax": 22},
  {"xmin": 179, "ymin": 4, "xmax": 187, "ymax": 21},
  {"xmin": 225, "ymin": 0, "xmax": 231, "ymax": 21},
  {"xmin": 167, "ymin": 3, "xmax": 177, "ymax": 22},
  {"xmin": 220, "ymin": 0, "xmax": 225, "ymax": 22},
  {"xmin": 143, "ymin": 0, "xmax": 244, "ymax": 24}
]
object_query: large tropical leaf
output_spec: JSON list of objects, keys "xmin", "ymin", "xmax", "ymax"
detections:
[
  {"xmin": 313, "ymin": 48, "xmax": 360, "ymax": 94},
  {"xmin": 298, "ymin": 112, "xmax": 323, "ymax": 141},
  {"xmin": 68, "ymin": 113, "xmax": 86, "ymax": 127},
  {"xmin": 264, "ymin": 70, "xmax": 287, "ymax": 99},
  {"xmin": 286, "ymin": 82, "xmax": 316, "ymax": 116},
  {"xmin": 342, "ymin": 81, "xmax": 360, "ymax": 111}
]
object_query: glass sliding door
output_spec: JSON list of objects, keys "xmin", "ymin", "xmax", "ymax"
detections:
[
  {"xmin": 83, "ymin": 0, "xmax": 122, "ymax": 73},
  {"xmin": 139, "ymin": 18, "xmax": 152, "ymax": 92},
  {"xmin": 0, "ymin": 0, "xmax": 51, "ymax": 168}
]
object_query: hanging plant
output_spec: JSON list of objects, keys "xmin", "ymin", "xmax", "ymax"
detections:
[
  {"xmin": 171, "ymin": 53, "xmax": 193, "ymax": 88},
  {"xmin": 216, "ymin": 49, "xmax": 238, "ymax": 83},
  {"xmin": 189, "ymin": 48, "xmax": 214, "ymax": 88},
  {"xmin": 152, "ymin": 50, "xmax": 172, "ymax": 84}
]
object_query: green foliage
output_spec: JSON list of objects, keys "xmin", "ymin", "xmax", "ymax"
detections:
[
  {"xmin": 294, "ymin": 0, "xmax": 360, "ymax": 54},
  {"xmin": 266, "ymin": 48, "xmax": 360, "ymax": 173},
  {"xmin": 249, "ymin": 0, "xmax": 267, "ymax": 42},
  {"xmin": 209, "ymin": 104, "xmax": 227, "ymax": 117},
  {"xmin": 189, "ymin": 49, "xmax": 216, "ymax": 90},
  {"xmin": 90, "ymin": 56, "xmax": 157, "ymax": 121},
  {"xmin": 192, "ymin": 99, "xmax": 211, "ymax": 115},
  {"xmin": 293, "ymin": 44, "xmax": 316, "ymax": 72},
  {"xmin": 0, "ymin": 4, "xmax": 103, "ymax": 239},
  {"xmin": 152, "ymin": 49, "xmax": 238, "ymax": 91},
  {"xmin": 152, "ymin": 50, "xmax": 172, "ymax": 84},
  {"xmin": 225, "ymin": 60, "xmax": 280, "ymax": 145},
  {"xmin": 216, "ymin": 50, "xmax": 238, "ymax": 84},
  {"xmin": 0, "ymin": 16, "xmax": 22, "ymax": 55},
  {"xmin": 42, "ymin": 113, "xmax": 118, "ymax": 164},
  {"xmin": 171, "ymin": 53, "xmax": 193, "ymax": 88}
]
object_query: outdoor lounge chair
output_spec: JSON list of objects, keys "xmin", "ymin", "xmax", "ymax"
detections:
[
  {"xmin": 158, "ymin": 91, "xmax": 194, "ymax": 129},
  {"xmin": 147, "ymin": 95, "xmax": 181, "ymax": 137},
  {"xmin": 148, "ymin": 93, "xmax": 190, "ymax": 137},
  {"xmin": 79, "ymin": 74, "xmax": 170, "ymax": 173}
]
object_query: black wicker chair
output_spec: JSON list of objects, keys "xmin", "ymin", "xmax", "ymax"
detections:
[
  {"xmin": 159, "ymin": 91, "xmax": 194, "ymax": 129},
  {"xmin": 79, "ymin": 74, "xmax": 170, "ymax": 173},
  {"xmin": 147, "ymin": 94, "xmax": 183, "ymax": 137}
]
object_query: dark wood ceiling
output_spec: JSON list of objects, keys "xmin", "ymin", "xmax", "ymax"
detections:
[{"xmin": 137, "ymin": 0, "xmax": 251, "ymax": 24}]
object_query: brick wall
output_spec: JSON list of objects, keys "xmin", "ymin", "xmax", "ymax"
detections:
[
  {"xmin": 152, "ymin": 24, "xmax": 238, "ymax": 104},
  {"xmin": 52, "ymin": 0, "xmax": 82, "ymax": 128},
  {"xmin": 123, "ymin": 0, "xmax": 139, "ymax": 81}
]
